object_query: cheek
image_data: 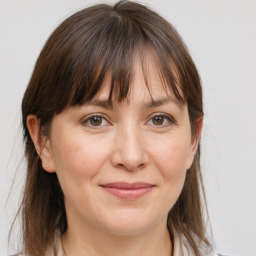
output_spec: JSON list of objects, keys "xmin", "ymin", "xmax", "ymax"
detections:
[
  {"xmin": 50, "ymin": 134, "xmax": 111, "ymax": 216},
  {"xmin": 50, "ymin": 131, "xmax": 111, "ymax": 189},
  {"xmin": 150, "ymin": 136, "xmax": 191, "ymax": 177},
  {"xmin": 150, "ymin": 139, "xmax": 190, "ymax": 210}
]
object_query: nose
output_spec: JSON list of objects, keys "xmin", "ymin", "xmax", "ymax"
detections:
[{"xmin": 110, "ymin": 125, "xmax": 149, "ymax": 171}]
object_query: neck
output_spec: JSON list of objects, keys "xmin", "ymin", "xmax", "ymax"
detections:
[{"xmin": 61, "ymin": 219, "xmax": 172, "ymax": 256}]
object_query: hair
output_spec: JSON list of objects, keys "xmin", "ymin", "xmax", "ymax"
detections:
[{"xmin": 14, "ymin": 1, "xmax": 212, "ymax": 255}]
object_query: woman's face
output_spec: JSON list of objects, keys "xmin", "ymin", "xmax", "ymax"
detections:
[{"xmin": 45, "ymin": 54, "xmax": 199, "ymax": 236}]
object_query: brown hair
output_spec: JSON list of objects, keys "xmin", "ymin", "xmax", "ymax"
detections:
[{"xmin": 16, "ymin": 1, "xmax": 212, "ymax": 255}]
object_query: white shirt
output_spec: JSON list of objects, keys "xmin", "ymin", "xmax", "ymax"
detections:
[{"xmin": 50, "ymin": 231, "xmax": 220, "ymax": 256}]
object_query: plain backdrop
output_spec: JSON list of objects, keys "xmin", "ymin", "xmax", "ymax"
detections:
[{"xmin": 0, "ymin": 0, "xmax": 255, "ymax": 255}]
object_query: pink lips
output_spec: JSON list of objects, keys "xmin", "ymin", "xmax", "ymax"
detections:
[{"xmin": 100, "ymin": 182, "xmax": 154, "ymax": 200}]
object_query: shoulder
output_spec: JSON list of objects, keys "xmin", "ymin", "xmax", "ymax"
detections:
[{"xmin": 173, "ymin": 230, "xmax": 225, "ymax": 256}]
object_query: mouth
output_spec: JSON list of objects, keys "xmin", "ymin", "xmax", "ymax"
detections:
[{"xmin": 99, "ymin": 182, "xmax": 155, "ymax": 200}]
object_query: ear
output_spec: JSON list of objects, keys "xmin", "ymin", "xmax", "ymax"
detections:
[
  {"xmin": 26, "ymin": 115, "xmax": 55, "ymax": 173},
  {"xmin": 186, "ymin": 117, "xmax": 203, "ymax": 170}
]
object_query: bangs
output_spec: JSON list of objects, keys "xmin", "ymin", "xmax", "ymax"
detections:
[
  {"xmin": 46, "ymin": 4, "xmax": 188, "ymax": 113},
  {"xmin": 66, "ymin": 19, "xmax": 185, "ymax": 108}
]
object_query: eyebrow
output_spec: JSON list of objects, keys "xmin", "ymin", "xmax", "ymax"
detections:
[
  {"xmin": 84, "ymin": 97, "xmax": 181, "ymax": 109},
  {"xmin": 84, "ymin": 99, "xmax": 114, "ymax": 109},
  {"xmin": 145, "ymin": 98, "xmax": 181, "ymax": 108}
]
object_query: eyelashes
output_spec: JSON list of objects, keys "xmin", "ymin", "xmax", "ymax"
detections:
[
  {"xmin": 81, "ymin": 115, "xmax": 110, "ymax": 128},
  {"xmin": 147, "ymin": 114, "xmax": 176, "ymax": 126},
  {"xmin": 81, "ymin": 113, "xmax": 177, "ymax": 130}
]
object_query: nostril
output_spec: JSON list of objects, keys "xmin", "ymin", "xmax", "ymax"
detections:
[
  {"xmin": 114, "ymin": 162, "xmax": 146, "ymax": 171},
  {"xmin": 138, "ymin": 163, "xmax": 145, "ymax": 169},
  {"xmin": 116, "ymin": 163, "xmax": 125, "ymax": 168}
]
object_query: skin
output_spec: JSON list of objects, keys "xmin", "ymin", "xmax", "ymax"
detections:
[{"xmin": 27, "ymin": 53, "xmax": 201, "ymax": 256}]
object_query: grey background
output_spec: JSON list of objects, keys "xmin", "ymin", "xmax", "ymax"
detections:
[{"xmin": 1, "ymin": 0, "xmax": 255, "ymax": 255}]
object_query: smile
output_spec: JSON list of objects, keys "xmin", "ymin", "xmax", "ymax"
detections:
[{"xmin": 100, "ymin": 182, "xmax": 155, "ymax": 200}]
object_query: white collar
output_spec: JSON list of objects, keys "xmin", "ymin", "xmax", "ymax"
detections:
[{"xmin": 53, "ymin": 230, "xmax": 215, "ymax": 256}]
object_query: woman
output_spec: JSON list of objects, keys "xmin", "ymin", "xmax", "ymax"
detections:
[{"xmin": 12, "ymin": 1, "xmax": 219, "ymax": 255}]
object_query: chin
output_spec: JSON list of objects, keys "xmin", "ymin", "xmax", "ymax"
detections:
[{"xmin": 100, "ymin": 209, "xmax": 166, "ymax": 236}]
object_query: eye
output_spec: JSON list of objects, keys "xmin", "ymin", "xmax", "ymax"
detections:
[
  {"xmin": 152, "ymin": 116, "xmax": 165, "ymax": 125},
  {"xmin": 82, "ymin": 115, "xmax": 109, "ymax": 128},
  {"xmin": 147, "ymin": 114, "xmax": 175, "ymax": 127},
  {"xmin": 89, "ymin": 116, "xmax": 103, "ymax": 126}
]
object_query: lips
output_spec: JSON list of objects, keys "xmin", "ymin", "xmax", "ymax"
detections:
[{"xmin": 100, "ymin": 182, "xmax": 155, "ymax": 200}]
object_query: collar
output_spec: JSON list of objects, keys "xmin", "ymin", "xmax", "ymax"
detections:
[{"xmin": 54, "ymin": 230, "xmax": 189, "ymax": 256}]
